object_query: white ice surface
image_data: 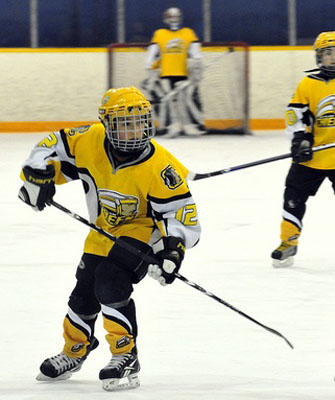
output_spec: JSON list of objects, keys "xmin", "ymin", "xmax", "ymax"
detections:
[{"xmin": 1, "ymin": 131, "xmax": 335, "ymax": 399}]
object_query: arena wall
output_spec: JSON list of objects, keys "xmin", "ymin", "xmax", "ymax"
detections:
[{"xmin": 0, "ymin": 46, "xmax": 315, "ymax": 132}]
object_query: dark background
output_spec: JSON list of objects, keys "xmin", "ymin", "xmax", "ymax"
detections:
[{"xmin": 1, "ymin": 0, "xmax": 334, "ymax": 47}]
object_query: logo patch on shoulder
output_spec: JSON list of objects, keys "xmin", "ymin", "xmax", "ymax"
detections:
[
  {"xmin": 67, "ymin": 125, "xmax": 90, "ymax": 136},
  {"xmin": 161, "ymin": 165, "xmax": 183, "ymax": 190}
]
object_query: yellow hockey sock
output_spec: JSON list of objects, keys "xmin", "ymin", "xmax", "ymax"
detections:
[
  {"xmin": 62, "ymin": 316, "xmax": 91, "ymax": 358},
  {"xmin": 103, "ymin": 314, "xmax": 135, "ymax": 354},
  {"xmin": 280, "ymin": 220, "xmax": 300, "ymax": 246}
]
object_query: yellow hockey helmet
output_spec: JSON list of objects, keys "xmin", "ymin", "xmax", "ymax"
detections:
[
  {"xmin": 163, "ymin": 7, "xmax": 183, "ymax": 30},
  {"xmin": 98, "ymin": 87, "xmax": 155, "ymax": 153},
  {"xmin": 313, "ymin": 31, "xmax": 335, "ymax": 74}
]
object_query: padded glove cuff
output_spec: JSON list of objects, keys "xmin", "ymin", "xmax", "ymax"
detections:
[{"xmin": 22, "ymin": 164, "xmax": 55, "ymax": 186}]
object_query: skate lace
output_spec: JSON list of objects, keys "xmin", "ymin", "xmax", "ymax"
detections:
[
  {"xmin": 49, "ymin": 352, "xmax": 82, "ymax": 373},
  {"xmin": 106, "ymin": 353, "xmax": 133, "ymax": 371}
]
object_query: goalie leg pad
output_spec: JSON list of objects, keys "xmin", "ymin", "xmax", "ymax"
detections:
[{"xmin": 159, "ymin": 77, "xmax": 187, "ymax": 133}]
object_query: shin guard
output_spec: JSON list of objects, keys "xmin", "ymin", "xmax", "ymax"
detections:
[
  {"xmin": 280, "ymin": 219, "xmax": 300, "ymax": 245},
  {"xmin": 62, "ymin": 308, "xmax": 98, "ymax": 358},
  {"xmin": 102, "ymin": 300, "xmax": 137, "ymax": 355}
]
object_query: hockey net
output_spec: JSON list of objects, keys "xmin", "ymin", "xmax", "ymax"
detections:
[{"xmin": 108, "ymin": 42, "xmax": 249, "ymax": 134}]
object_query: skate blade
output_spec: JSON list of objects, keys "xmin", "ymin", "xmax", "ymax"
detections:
[
  {"xmin": 36, "ymin": 371, "xmax": 73, "ymax": 381},
  {"xmin": 102, "ymin": 374, "xmax": 140, "ymax": 391},
  {"xmin": 272, "ymin": 256, "xmax": 295, "ymax": 268}
]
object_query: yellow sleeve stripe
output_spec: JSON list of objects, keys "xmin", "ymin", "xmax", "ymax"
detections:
[{"xmin": 155, "ymin": 219, "xmax": 167, "ymax": 237}]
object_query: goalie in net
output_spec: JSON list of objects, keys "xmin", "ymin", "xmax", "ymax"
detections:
[{"xmin": 141, "ymin": 7, "xmax": 205, "ymax": 137}]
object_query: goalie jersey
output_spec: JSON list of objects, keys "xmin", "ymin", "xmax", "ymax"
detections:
[
  {"xmin": 286, "ymin": 73, "xmax": 335, "ymax": 169},
  {"xmin": 20, "ymin": 123, "xmax": 201, "ymax": 256},
  {"xmin": 149, "ymin": 28, "xmax": 200, "ymax": 77}
]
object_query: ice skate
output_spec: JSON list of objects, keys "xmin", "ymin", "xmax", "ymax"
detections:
[
  {"xmin": 99, "ymin": 347, "xmax": 140, "ymax": 391},
  {"xmin": 271, "ymin": 241, "xmax": 297, "ymax": 268},
  {"xmin": 36, "ymin": 337, "xmax": 98, "ymax": 381},
  {"xmin": 165, "ymin": 122, "xmax": 183, "ymax": 138},
  {"xmin": 183, "ymin": 123, "xmax": 206, "ymax": 136}
]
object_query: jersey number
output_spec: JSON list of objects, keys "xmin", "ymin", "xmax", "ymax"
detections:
[
  {"xmin": 176, "ymin": 204, "xmax": 197, "ymax": 226},
  {"xmin": 38, "ymin": 133, "xmax": 58, "ymax": 148},
  {"xmin": 286, "ymin": 110, "xmax": 297, "ymax": 126}
]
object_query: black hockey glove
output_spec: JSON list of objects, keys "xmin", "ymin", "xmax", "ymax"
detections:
[
  {"xmin": 148, "ymin": 237, "xmax": 185, "ymax": 286},
  {"xmin": 291, "ymin": 131, "xmax": 314, "ymax": 163},
  {"xmin": 18, "ymin": 165, "xmax": 55, "ymax": 211}
]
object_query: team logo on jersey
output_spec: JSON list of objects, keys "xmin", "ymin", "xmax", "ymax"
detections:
[
  {"xmin": 316, "ymin": 95, "xmax": 335, "ymax": 127},
  {"xmin": 161, "ymin": 165, "xmax": 183, "ymax": 189},
  {"xmin": 166, "ymin": 38, "xmax": 185, "ymax": 53},
  {"xmin": 98, "ymin": 189, "xmax": 139, "ymax": 227}
]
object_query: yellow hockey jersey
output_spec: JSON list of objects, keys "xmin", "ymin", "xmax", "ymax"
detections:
[
  {"xmin": 21, "ymin": 123, "xmax": 201, "ymax": 256},
  {"xmin": 150, "ymin": 28, "xmax": 199, "ymax": 77},
  {"xmin": 286, "ymin": 73, "xmax": 335, "ymax": 169}
]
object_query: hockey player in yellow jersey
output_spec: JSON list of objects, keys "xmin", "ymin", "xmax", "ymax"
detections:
[
  {"xmin": 271, "ymin": 31, "xmax": 335, "ymax": 267},
  {"xmin": 142, "ymin": 7, "xmax": 205, "ymax": 137},
  {"xmin": 18, "ymin": 87, "xmax": 201, "ymax": 391}
]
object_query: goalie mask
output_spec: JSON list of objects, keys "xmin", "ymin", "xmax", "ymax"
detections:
[
  {"xmin": 163, "ymin": 7, "xmax": 182, "ymax": 31},
  {"xmin": 98, "ymin": 87, "xmax": 155, "ymax": 154},
  {"xmin": 314, "ymin": 31, "xmax": 335, "ymax": 76}
]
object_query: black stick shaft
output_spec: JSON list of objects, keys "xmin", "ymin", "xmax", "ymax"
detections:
[
  {"xmin": 50, "ymin": 199, "xmax": 293, "ymax": 349},
  {"xmin": 50, "ymin": 200, "xmax": 157, "ymax": 264},
  {"xmin": 190, "ymin": 142, "xmax": 335, "ymax": 181},
  {"xmin": 175, "ymin": 273, "xmax": 294, "ymax": 349}
]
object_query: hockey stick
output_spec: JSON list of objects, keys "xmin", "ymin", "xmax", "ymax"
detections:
[
  {"xmin": 188, "ymin": 142, "xmax": 335, "ymax": 181},
  {"xmin": 175, "ymin": 273, "xmax": 293, "ymax": 349},
  {"xmin": 49, "ymin": 199, "xmax": 294, "ymax": 349}
]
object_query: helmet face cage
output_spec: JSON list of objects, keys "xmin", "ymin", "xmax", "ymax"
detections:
[
  {"xmin": 314, "ymin": 32, "xmax": 335, "ymax": 74},
  {"xmin": 104, "ymin": 107, "xmax": 155, "ymax": 153},
  {"xmin": 163, "ymin": 7, "xmax": 182, "ymax": 30}
]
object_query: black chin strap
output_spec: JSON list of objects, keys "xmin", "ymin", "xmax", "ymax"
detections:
[
  {"xmin": 304, "ymin": 67, "xmax": 335, "ymax": 79},
  {"xmin": 304, "ymin": 68, "xmax": 320, "ymax": 73},
  {"xmin": 107, "ymin": 141, "xmax": 145, "ymax": 165}
]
